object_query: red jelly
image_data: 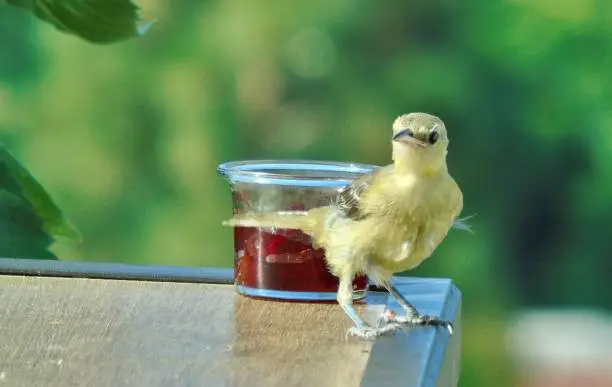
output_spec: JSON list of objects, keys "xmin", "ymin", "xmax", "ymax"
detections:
[{"xmin": 233, "ymin": 226, "xmax": 368, "ymax": 300}]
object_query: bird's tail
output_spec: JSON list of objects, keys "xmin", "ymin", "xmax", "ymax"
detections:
[
  {"xmin": 222, "ymin": 207, "xmax": 331, "ymax": 241},
  {"xmin": 452, "ymin": 213, "xmax": 477, "ymax": 233}
]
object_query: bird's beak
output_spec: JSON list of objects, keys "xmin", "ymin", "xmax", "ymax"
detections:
[{"xmin": 392, "ymin": 129, "xmax": 427, "ymax": 148}]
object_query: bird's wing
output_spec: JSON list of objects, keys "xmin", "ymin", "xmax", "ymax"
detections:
[{"xmin": 335, "ymin": 166, "xmax": 387, "ymax": 220}]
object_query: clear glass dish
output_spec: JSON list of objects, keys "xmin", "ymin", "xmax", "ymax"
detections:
[{"xmin": 217, "ymin": 159, "xmax": 377, "ymax": 301}]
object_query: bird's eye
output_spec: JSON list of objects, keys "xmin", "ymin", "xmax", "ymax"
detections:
[{"xmin": 428, "ymin": 131, "xmax": 439, "ymax": 144}]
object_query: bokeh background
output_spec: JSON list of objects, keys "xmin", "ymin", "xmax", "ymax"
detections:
[{"xmin": 2, "ymin": 1, "xmax": 612, "ymax": 386}]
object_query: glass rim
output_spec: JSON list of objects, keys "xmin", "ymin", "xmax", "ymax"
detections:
[{"xmin": 217, "ymin": 159, "xmax": 378, "ymax": 187}]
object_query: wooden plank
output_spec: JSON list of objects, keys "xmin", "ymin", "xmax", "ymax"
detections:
[
  {"xmin": 0, "ymin": 260, "xmax": 462, "ymax": 386},
  {"xmin": 0, "ymin": 276, "xmax": 386, "ymax": 387}
]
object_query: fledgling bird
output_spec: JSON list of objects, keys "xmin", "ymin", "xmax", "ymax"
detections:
[{"xmin": 223, "ymin": 113, "xmax": 467, "ymax": 339}]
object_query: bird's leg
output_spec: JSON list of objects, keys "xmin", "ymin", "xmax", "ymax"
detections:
[
  {"xmin": 338, "ymin": 273, "xmax": 402, "ymax": 340},
  {"xmin": 380, "ymin": 283, "xmax": 454, "ymax": 335}
]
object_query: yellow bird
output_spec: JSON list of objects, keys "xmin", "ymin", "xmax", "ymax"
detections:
[{"xmin": 223, "ymin": 112, "xmax": 467, "ymax": 339}]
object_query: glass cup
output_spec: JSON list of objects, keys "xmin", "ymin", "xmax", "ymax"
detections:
[{"xmin": 217, "ymin": 159, "xmax": 377, "ymax": 302}]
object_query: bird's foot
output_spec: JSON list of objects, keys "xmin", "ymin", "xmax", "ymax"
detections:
[
  {"xmin": 345, "ymin": 323, "xmax": 403, "ymax": 340},
  {"xmin": 379, "ymin": 310, "xmax": 454, "ymax": 335}
]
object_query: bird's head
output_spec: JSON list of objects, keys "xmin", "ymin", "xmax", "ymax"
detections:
[{"xmin": 391, "ymin": 112, "xmax": 449, "ymax": 173}]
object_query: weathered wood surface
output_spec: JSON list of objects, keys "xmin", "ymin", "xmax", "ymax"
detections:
[{"xmin": 0, "ymin": 260, "xmax": 461, "ymax": 387}]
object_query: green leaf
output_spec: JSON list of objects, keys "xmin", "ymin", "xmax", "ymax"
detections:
[
  {"xmin": 5, "ymin": 0, "xmax": 154, "ymax": 44},
  {"xmin": 0, "ymin": 190, "xmax": 57, "ymax": 259},
  {"xmin": 0, "ymin": 143, "xmax": 81, "ymax": 252}
]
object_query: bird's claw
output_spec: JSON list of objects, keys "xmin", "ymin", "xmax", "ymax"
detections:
[
  {"xmin": 345, "ymin": 323, "xmax": 403, "ymax": 340},
  {"xmin": 380, "ymin": 310, "xmax": 454, "ymax": 335},
  {"xmin": 413, "ymin": 315, "xmax": 454, "ymax": 335}
]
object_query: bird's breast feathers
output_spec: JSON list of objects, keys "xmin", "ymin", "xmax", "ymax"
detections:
[
  {"xmin": 364, "ymin": 171, "xmax": 454, "ymax": 219},
  {"xmin": 362, "ymin": 172, "xmax": 462, "ymax": 272}
]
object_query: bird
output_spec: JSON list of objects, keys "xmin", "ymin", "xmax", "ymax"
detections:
[{"xmin": 222, "ymin": 112, "xmax": 467, "ymax": 339}]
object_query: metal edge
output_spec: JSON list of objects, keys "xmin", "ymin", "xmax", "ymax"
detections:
[
  {"xmin": 435, "ymin": 285, "xmax": 462, "ymax": 387},
  {"xmin": 360, "ymin": 277, "xmax": 462, "ymax": 387},
  {"xmin": 0, "ymin": 258, "xmax": 235, "ymax": 284},
  {"xmin": 0, "ymin": 258, "xmax": 388, "ymax": 291}
]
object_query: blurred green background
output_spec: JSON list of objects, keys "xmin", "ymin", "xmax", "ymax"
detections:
[{"xmin": 2, "ymin": 0, "xmax": 612, "ymax": 386}]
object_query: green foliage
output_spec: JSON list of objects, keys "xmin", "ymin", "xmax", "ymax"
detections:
[
  {"xmin": 0, "ymin": 143, "xmax": 81, "ymax": 258},
  {"xmin": 5, "ymin": 0, "xmax": 151, "ymax": 44},
  {"xmin": 0, "ymin": 143, "xmax": 81, "ymax": 240},
  {"xmin": 0, "ymin": 0, "xmax": 152, "ymax": 258}
]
